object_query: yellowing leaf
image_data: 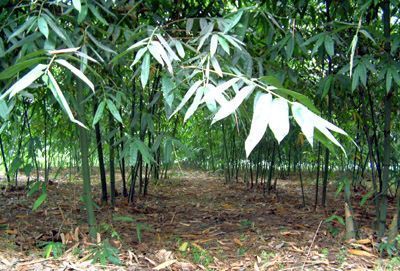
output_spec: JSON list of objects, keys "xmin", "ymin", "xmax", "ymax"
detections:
[
  {"xmin": 178, "ymin": 242, "xmax": 189, "ymax": 252},
  {"xmin": 347, "ymin": 249, "xmax": 375, "ymax": 258}
]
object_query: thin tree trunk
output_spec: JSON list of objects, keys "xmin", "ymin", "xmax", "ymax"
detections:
[
  {"xmin": 76, "ymin": 86, "xmax": 96, "ymax": 238},
  {"xmin": 109, "ymin": 113, "xmax": 116, "ymax": 207},
  {"xmin": 377, "ymin": 0, "xmax": 392, "ymax": 238}
]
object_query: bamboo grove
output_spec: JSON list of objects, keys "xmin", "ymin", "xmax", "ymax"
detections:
[{"xmin": 1, "ymin": 0, "xmax": 400, "ymax": 252}]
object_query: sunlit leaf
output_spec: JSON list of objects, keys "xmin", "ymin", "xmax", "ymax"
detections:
[
  {"xmin": 140, "ymin": 53, "xmax": 150, "ymax": 88},
  {"xmin": 212, "ymin": 85, "xmax": 254, "ymax": 123},
  {"xmin": 269, "ymin": 98, "xmax": 289, "ymax": 143},
  {"xmin": 72, "ymin": 0, "xmax": 81, "ymax": 12},
  {"xmin": 55, "ymin": 59, "xmax": 95, "ymax": 92},
  {"xmin": 245, "ymin": 92, "xmax": 272, "ymax": 157},
  {"xmin": 45, "ymin": 72, "xmax": 86, "ymax": 128},
  {"xmin": 184, "ymin": 87, "xmax": 204, "ymax": 122},
  {"xmin": 1, "ymin": 64, "xmax": 47, "ymax": 100},
  {"xmin": 170, "ymin": 80, "xmax": 203, "ymax": 118},
  {"xmin": 210, "ymin": 34, "xmax": 218, "ymax": 57}
]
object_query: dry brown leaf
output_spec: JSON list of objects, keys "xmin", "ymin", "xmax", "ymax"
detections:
[
  {"xmin": 5, "ymin": 229, "xmax": 17, "ymax": 235},
  {"xmin": 356, "ymin": 239, "xmax": 371, "ymax": 245},
  {"xmin": 233, "ymin": 238, "xmax": 243, "ymax": 247},
  {"xmin": 348, "ymin": 249, "xmax": 376, "ymax": 258},
  {"xmin": 153, "ymin": 259, "xmax": 177, "ymax": 270}
]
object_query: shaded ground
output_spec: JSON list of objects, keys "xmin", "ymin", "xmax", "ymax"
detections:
[{"xmin": 0, "ymin": 170, "xmax": 397, "ymax": 270}]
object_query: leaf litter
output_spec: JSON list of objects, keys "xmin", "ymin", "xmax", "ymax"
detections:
[{"xmin": 0, "ymin": 170, "xmax": 394, "ymax": 270}]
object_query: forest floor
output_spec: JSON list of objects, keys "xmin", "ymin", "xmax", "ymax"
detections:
[{"xmin": 0, "ymin": 169, "xmax": 398, "ymax": 270}]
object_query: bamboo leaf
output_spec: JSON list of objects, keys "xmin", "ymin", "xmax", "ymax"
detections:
[
  {"xmin": 148, "ymin": 44, "xmax": 164, "ymax": 66},
  {"xmin": 269, "ymin": 98, "xmax": 289, "ymax": 143},
  {"xmin": 210, "ymin": 56, "xmax": 223, "ymax": 77},
  {"xmin": 87, "ymin": 32, "xmax": 116, "ymax": 54},
  {"xmin": 32, "ymin": 192, "xmax": 47, "ymax": 211},
  {"xmin": 8, "ymin": 16, "xmax": 37, "ymax": 41},
  {"xmin": 210, "ymin": 34, "xmax": 218, "ymax": 57},
  {"xmin": 324, "ymin": 35, "xmax": 334, "ymax": 57},
  {"xmin": 72, "ymin": 0, "xmax": 82, "ymax": 12},
  {"xmin": 0, "ymin": 57, "xmax": 47, "ymax": 80},
  {"xmin": 175, "ymin": 41, "xmax": 185, "ymax": 58},
  {"xmin": 37, "ymin": 17, "xmax": 49, "ymax": 39},
  {"xmin": 106, "ymin": 99, "xmax": 123, "ymax": 124},
  {"xmin": 212, "ymin": 85, "xmax": 254, "ymax": 123},
  {"xmin": 92, "ymin": 100, "xmax": 106, "ymax": 127},
  {"xmin": 140, "ymin": 53, "xmax": 150, "ymax": 88},
  {"xmin": 55, "ymin": 59, "xmax": 95, "ymax": 92},
  {"xmin": 170, "ymin": 80, "xmax": 203, "ymax": 119},
  {"xmin": 131, "ymin": 47, "xmax": 148, "ymax": 67},
  {"xmin": 41, "ymin": 14, "xmax": 67, "ymax": 41},
  {"xmin": 45, "ymin": 72, "xmax": 86, "ymax": 128},
  {"xmin": 1, "ymin": 64, "xmax": 47, "ymax": 100},
  {"xmin": 349, "ymin": 35, "xmax": 358, "ymax": 77},
  {"xmin": 184, "ymin": 87, "xmax": 204, "ymax": 122},
  {"xmin": 186, "ymin": 18, "xmax": 194, "ymax": 34},
  {"xmin": 88, "ymin": 4, "xmax": 108, "ymax": 25},
  {"xmin": 245, "ymin": 92, "xmax": 272, "ymax": 157},
  {"xmin": 218, "ymin": 36, "xmax": 230, "ymax": 55},
  {"xmin": 292, "ymin": 102, "xmax": 314, "ymax": 146},
  {"xmin": 224, "ymin": 10, "xmax": 243, "ymax": 33},
  {"xmin": 0, "ymin": 100, "xmax": 9, "ymax": 120}
]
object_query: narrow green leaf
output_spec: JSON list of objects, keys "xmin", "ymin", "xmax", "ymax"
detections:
[
  {"xmin": 210, "ymin": 34, "xmax": 218, "ymax": 57},
  {"xmin": 0, "ymin": 37, "xmax": 4, "ymax": 57},
  {"xmin": 37, "ymin": 17, "xmax": 49, "ymax": 39},
  {"xmin": 134, "ymin": 138, "xmax": 155, "ymax": 164},
  {"xmin": 55, "ymin": 59, "xmax": 95, "ymax": 92},
  {"xmin": 92, "ymin": 101, "xmax": 106, "ymax": 127},
  {"xmin": 184, "ymin": 87, "xmax": 204, "ymax": 122},
  {"xmin": 77, "ymin": 4, "xmax": 88, "ymax": 23},
  {"xmin": 186, "ymin": 18, "xmax": 194, "ymax": 34},
  {"xmin": 0, "ymin": 100, "xmax": 9, "ymax": 120},
  {"xmin": 274, "ymin": 88, "xmax": 318, "ymax": 113},
  {"xmin": 1, "ymin": 64, "xmax": 47, "ymax": 100},
  {"xmin": 8, "ymin": 16, "xmax": 37, "ymax": 41},
  {"xmin": 88, "ymin": 4, "xmax": 108, "ymax": 25},
  {"xmin": 350, "ymin": 35, "xmax": 358, "ymax": 77},
  {"xmin": 324, "ymin": 35, "xmax": 334, "ymax": 57},
  {"xmin": 224, "ymin": 10, "xmax": 243, "ymax": 33},
  {"xmin": 218, "ymin": 36, "xmax": 230, "ymax": 55},
  {"xmin": 175, "ymin": 41, "xmax": 185, "ymax": 58},
  {"xmin": 87, "ymin": 32, "xmax": 116, "ymax": 54},
  {"xmin": 32, "ymin": 192, "xmax": 47, "ymax": 211},
  {"xmin": 131, "ymin": 47, "xmax": 147, "ymax": 68},
  {"xmin": 386, "ymin": 69, "xmax": 392, "ymax": 93},
  {"xmin": 140, "ymin": 53, "xmax": 150, "ymax": 88},
  {"xmin": 106, "ymin": 99, "xmax": 123, "ymax": 123},
  {"xmin": 292, "ymin": 102, "xmax": 314, "ymax": 146},
  {"xmin": 170, "ymin": 80, "xmax": 203, "ymax": 118},
  {"xmin": 72, "ymin": 0, "xmax": 81, "ymax": 12},
  {"xmin": 286, "ymin": 35, "xmax": 295, "ymax": 59},
  {"xmin": 46, "ymin": 72, "xmax": 86, "ymax": 128},
  {"xmin": 210, "ymin": 56, "xmax": 222, "ymax": 77},
  {"xmin": 41, "ymin": 14, "xmax": 67, "ymax": 41},
  {"xmin": 0, "ymin": 57, "xmax": 47, "ymax": 80}
]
